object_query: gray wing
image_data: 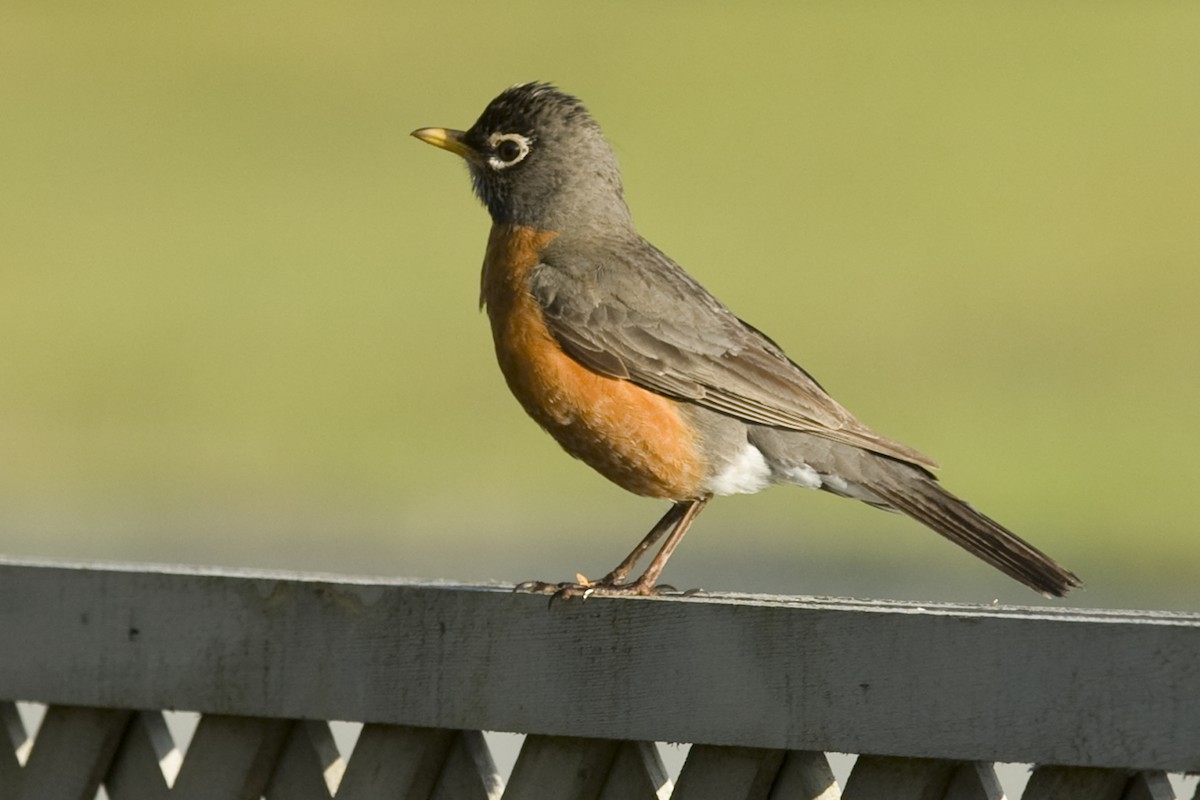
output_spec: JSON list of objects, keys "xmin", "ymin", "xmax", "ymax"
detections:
[{"xmin": 531, "ymin": 237, "xmax": 938, "ymax": 470}]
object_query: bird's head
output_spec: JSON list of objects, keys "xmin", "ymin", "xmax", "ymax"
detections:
[{"xmin": 413, "ymin": 83, "xmax": 632, "ymax": 233}]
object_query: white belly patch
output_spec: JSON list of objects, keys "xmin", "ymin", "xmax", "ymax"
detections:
[{"xmin": 708, "ymin": 443, "xmax": 773, "ymax": 496}]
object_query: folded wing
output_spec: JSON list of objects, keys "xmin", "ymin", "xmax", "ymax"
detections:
[{"xmin": 531, "ymin": 237, "xmax": 938, "ymax": 470}]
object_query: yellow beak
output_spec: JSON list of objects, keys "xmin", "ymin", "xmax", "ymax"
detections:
[{"xmin": 411, "ymin": 128, "xmax": 477, "ymax": 161}]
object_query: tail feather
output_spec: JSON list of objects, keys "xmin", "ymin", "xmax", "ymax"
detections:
[{"xmin": 868, "ymin": 471, "xmax": 1081, "ymax": 598}]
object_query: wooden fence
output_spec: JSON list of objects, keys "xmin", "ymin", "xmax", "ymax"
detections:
[{"xmin": 0, "ymin": 557, "xmax": 1197, "ymax": 799}]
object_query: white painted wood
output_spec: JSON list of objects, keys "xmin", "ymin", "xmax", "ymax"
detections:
[
  {"xmin": 166, "ymin": 714, "xmax": 290, "ymax": 799},
  {"xmin": 672, "ymin": 745, "xmax": 785, "ymax": 799},
  {"xmin": 1022, "ymin": 765, "xmax": 1133, "ymax": 799},
  {"xmin": 1, "ymin": 558, "xmax": 1199, "ymax": 772},
  {"xmin": 104, "ymin": 711, "xmax": 176, "ymax": 799},
  {"xmin": 430, "ymin": 730, "xmax": 504, "ymax": 800},
  {"xmin": 1122, "ymin": 771, "xmax": 1175, "ymax": 800},
  {"xmin": 335, "ymin": 724, "xmax": 455, "ymax": 799},
  {"xmin": 6, "ymin": 705, "xmax": 129, "ymax": 800},
  {"xmin": 768, "ymin": 751, "xmax": 841, "ymax": 800},
  {"xmin": 263, "ymin": 720, "xmax": 342, "ymax": 800}
]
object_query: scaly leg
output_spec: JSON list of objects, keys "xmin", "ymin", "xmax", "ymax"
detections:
[
  {"xmin": 618, "ymin": 496, "xmax": 710, "ymax": 594},
  {"xmin": 515, "ymin": 496, "xmax": 711, "ymax": 598}
]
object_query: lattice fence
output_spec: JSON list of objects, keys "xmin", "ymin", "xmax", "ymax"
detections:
[
  {"xmin": 0, "ymin": 703, "xmax": 1188, "ymax": 799},
  {"xmin": 1, "ymin": 559, "xmax": 1197, "ymax": 799}
]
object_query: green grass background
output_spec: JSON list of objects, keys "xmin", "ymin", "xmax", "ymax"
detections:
[{"xmin": 2, "ymin": 2, "xmax": 1197, "ymax": 608}]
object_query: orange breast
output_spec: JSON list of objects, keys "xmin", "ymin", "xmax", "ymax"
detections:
[{"xmin": 480, "ymin": 224, "xmax": 705, "ymax": 500}]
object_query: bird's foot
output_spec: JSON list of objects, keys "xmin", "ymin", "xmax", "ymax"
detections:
[
  {"xmin": 514, "ymin": 573, "xmax": 701, "ymax": 602},
  {"xmin": 513, "ymin": 572, "xmax": 596, "ymax": 597}
]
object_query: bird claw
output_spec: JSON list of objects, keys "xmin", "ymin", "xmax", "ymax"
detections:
[
  {"xmin": 512, "ymin": 580, "xmax": 557, "ymax": 594},
  {"xmin": 513, "ymin": 577, "xmax": 702, "ymax": 602}
]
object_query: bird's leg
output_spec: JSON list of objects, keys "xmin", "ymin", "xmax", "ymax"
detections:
[
  {"xmin": 595, "ymin": 501, "xmax": 691, "ymax": 586},
  {"xmin": 513, "ymin": 502, "xmax": 686, "ymax": 596},
  {"xmin": 514, "ymin": 497, "xmax": 710, "ymax": 598},
  {"xmin": 618, "ymin": 495, "xmax": 710, "ymax": 595}
]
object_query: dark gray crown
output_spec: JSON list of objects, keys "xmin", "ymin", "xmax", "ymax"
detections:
[{"xmin": 461, "ymin": 83, "xmax": 632, "ymax": 232}]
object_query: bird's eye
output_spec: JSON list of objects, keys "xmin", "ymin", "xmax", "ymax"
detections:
[
  {"xmin": 497, "ymin": 139, "xmax": 521, "ymax": 162},
  {"xmin": 487, "ymin": 133, "xmax": 531, "ymax": 169}
]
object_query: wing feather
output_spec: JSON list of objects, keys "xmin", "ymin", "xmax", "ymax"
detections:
[{"xmin": 531, "ymin": 238, "xmax": 938, "ymax": 469}]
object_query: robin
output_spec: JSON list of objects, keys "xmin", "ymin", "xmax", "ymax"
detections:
[{"xmin": 412, "ymin": 82, "xmax": 1080, "ymax": 598}]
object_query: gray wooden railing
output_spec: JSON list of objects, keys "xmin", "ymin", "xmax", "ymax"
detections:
[{"xmin": 0, "ymin": 557, "xmax": 1197, "ymax": 799}]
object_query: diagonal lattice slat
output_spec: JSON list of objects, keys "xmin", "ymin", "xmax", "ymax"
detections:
[
  {"xmin": 334, "ymin": 724, "xmax": 453, "ymax": 798},
  {"xmin": 842, "ymin": 755, "xmax": 1003, "ymax": 800},
  {"xmin": 940, "ymin": 762, "xmax": 1005, "ymax": 800},
  {"xmin": 263, "ymin": 720, "xmax": 343, "ymax": 800},
  {"xmin": 671, "ymin": 744, "xmax": 785, "ymax": 799},
  {"xmin": 1122, "ymin": 771, "xmax": 1178, "ymax": 800},
  {"xmin": 767, "ymin": 751, "xmax": 841, "ymax": 800},
  {"xmin": 105, "ymin": 710, "xmax": 179, "ymax": 799},
  {"xmin": 1024, "ymin": 766, "xmax": 1176, "ymax": 800},
  {"xmin": 503, "ymin": 734, "xmax": 669, "ymax": 800},
  {"xmin": 332, "ymin": 724, "xmax": 499, "ymax": 800},
  {"xmin": 2, "ymin": 705, "xmax": 130, "ymax": 800},
  {"xmin": 502, "ymin": 734, "xmax": 616, "ymax": 799},
  {"xmin": 668, "ymin": 745, "xmax": 841, "ymax": 799},
  {"xmin": 166, "ymin": 714, "xmax": 291, "ymax": 798},
  {"xmin": 429, "ymin": 729, "xmax": 503, "ymax": 800},
  {"xmin": 0, "ymin": 701, "xmax": 30, "ymax": 787},
  {"xmin": 599, "ymin": 740, "xmax": 672, "ymax": 800}
]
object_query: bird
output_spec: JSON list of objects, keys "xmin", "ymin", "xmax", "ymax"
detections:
[{"xmin": 412, "ymin": 82, "xmax": 1080, "ymax": 598}]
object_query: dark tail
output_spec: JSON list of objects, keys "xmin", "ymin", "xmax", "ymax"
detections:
[{"xmin": 868, "ymin": 468, "xmax": 1081, "ymax": 597}]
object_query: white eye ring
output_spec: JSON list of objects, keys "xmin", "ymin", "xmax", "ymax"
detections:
[{"xmin": 487, "ymin": 132, "xmax": 531, "ymax": 170}]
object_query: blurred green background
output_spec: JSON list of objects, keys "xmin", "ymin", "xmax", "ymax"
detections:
[{"xmin": 2, "ymin": 2, "xmax": 1197, "ymax": 609}]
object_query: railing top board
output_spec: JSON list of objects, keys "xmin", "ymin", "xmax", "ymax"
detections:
[{"xmin": 0, "ymin": 557, "xmax": 1197, "ymax": 771}]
